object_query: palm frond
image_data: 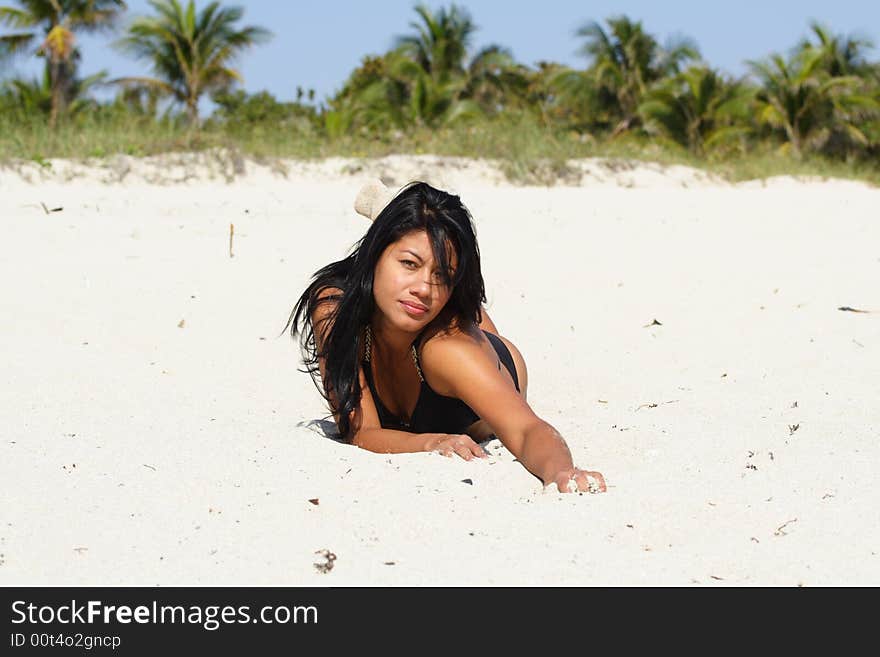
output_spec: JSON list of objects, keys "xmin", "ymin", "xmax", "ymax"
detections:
[
  {"xmin": 0, "ymin": 32, "xmax": 35, "ymax": 58},
  {"xmin": 0, "ymin": 6, "xmax": 37, "ymax": 28},
  {"xmin": 112, "ymin": 0, "xmax": 269, "ymax": 122}
]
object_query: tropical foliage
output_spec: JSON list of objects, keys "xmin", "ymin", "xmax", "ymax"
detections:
[
  {"xmin": 638, "ymin": 66, "xmax": 750, "ymax": 156},
  {"xmin": 206, "ymin": 88, "xmax": 320, "ymax": 140},
  {"xmin": 0, "ymin": 0, "xmax": 125, "ymax": 126},
  {"xmin": 1, "ymin": 63, "xmax": 105, "ymax": 119},
  {"xmin": 550, "ymin": 16, "xmax": 700, "ymax": 135},
  {"xmin": 325, "ymin": 3, "xmax": 529, "ymax": 136},
  {"xmin": 113, "ymin": 0, "xmax": 270, "ymax": 123},
  {"xmin": 748, "ymin": 46, "xmax": 879, "ymax": 158},
  {"xmin": 1, "ymin": 2, "xmax": 879, "ymax": 176}
]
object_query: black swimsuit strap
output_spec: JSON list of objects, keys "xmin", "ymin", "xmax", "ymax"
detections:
[{"xmin": 413, "ymin": 329, "xmax": 519, "ymax": 392}]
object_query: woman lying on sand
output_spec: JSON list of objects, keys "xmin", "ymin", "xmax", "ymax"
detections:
[{"xmin": 286, "ymin": 181, "xmax": 606, "ymax": 494}]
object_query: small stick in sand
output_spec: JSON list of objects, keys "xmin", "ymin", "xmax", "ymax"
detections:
[
  {"xmin": 229, "ymin": 223, "xmax": 235, "ymax": 258},
  {"xmin": 39, "ymin": 202, "xmax": 63, "ymax": 214},
  {"xmin": 774, "ymin": 518, "xmax": 798, "ymax": 536}
]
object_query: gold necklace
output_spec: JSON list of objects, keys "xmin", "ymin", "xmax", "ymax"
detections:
[{"xmin": 364, "ymin": 324, "xmax": 424, "ymax": 382}]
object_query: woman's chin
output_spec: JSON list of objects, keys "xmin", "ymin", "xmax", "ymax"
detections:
[
  {"xmin": 376, "ymin": 302, "xmax": 435, "ymax": 331},
  {"xmin": 400, "ymin": 316, "xmax": 430, "ymax": 331},
  {"xmin": 382, "ymin": 312, "xmax": 427, "ymax": 332}
]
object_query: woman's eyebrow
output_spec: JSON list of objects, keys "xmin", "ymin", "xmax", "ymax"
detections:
[{"xmin": 401, "ymin": 249, "xmax": 424, "ymax": 262}]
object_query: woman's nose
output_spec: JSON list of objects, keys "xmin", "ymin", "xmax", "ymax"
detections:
[{"xmin": 410, "ymin": 273, "xmax": 432, "ymax": 294}]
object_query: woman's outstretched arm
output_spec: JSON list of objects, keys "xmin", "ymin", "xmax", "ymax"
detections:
[{"xmin": 419, "ymin": 332, "xmax": 606, "ymax": 493}]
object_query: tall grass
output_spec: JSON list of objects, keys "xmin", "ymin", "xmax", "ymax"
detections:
[{"xmin": 1, "ymin": 113, "xmax": 878, "ymax": 186}]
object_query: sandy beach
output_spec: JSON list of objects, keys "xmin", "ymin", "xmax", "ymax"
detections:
[{"xmin": 2, "ymin": 153, "xmax": 878, "ymax": 586}]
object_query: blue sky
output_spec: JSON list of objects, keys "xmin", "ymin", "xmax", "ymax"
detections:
[{"xmin": 3, "ymin": 0, "xmax": 879, "ymax": 110}]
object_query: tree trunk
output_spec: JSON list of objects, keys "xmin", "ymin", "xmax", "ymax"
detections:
[
  {"xmin": 186, "ymin": 96, "xmax": 200, "ymax": 129},
  {"xmin": 48, "ymin": 59, "xmax": 71, "ymax": 130},
  {"xmin": 610, "ymin": 115, "xmax": 636, "ymax": 138},
  {"xmin": 689, "ymin": 122, "xmax": 703, "ymax": 157},
  {"xmin": 790, "ymin": 126, "xmax": 803, "ymax": 158}
]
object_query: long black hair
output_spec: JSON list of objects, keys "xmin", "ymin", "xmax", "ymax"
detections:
[{"xmin": 284, "ymin": 181, "xmax": 486, "ymax": 440}]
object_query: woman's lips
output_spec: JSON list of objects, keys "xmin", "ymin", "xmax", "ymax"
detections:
[{"xmin": 400, "ymin": 301, "xmax": 428, "ymax": 316}]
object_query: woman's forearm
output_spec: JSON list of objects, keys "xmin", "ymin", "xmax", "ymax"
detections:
[
  {"xmin": 517, "ymin": 420, "xmax": 575, "ymax": 485},
  {"xmin": 352, "ymin": 427, "xmax": 435, "ymax": 454}
]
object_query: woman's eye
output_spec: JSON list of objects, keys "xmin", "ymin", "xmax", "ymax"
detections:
[{"xmin": 401, "ymin": 260, "xmax": 417, "ymax": 268}]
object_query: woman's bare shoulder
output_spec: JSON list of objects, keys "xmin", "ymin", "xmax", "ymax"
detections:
[
  {"xmin": 310, "ymin": 286, "xmax": 346, "ymax": 353},
  {"xmin": 417, "ymin": 322, "xmax": 495, "ymax": 396},
  {"xmin": 311, "ymin": 286, "xmax": 344, "ymax": 322},
  {"xmin": 315, "ymin": 285, "xmax": 344, "ymax": 303},
  {"xmin": 418, "ymin": 314, "xmax": 482, "ymax": 346}
]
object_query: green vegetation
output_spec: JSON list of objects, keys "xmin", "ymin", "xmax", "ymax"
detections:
[
  {"xmin": 113, "ymin": 0, "xmax": 270, "ymax": 124},
  {"xmin": 0, "ymin": 0, "xmax": 126, "ymax": 127},
  {"xmin": 556, "ymin": 15, "xmax": 700, "ymax": 136},
  {"xmin": 2, "ymin": 2, "xmax": 879, "ymax": 185}
]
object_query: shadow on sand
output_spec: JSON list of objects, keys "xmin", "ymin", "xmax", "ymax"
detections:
[{"xmin": 297, "ymin": 418, "xmax": 345, "ymax": 443}]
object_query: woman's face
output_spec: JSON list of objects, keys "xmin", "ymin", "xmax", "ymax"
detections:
[{"xmin": 372, "ymin": 229, "xmax": 457, "ymax": 330}]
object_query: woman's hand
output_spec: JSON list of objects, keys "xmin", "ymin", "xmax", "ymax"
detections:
[
  {"xmin": 547, "ymin": 467, "xmax": 607, "ymax": 494},
  {"xmin": 424, "ymin": 433, "xmax": 487, "ymax": 461}
]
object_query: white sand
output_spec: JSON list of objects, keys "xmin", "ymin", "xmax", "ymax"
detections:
[{"xmin": 2, "ymin": 153, "xmax": 878, "ymax": 586}]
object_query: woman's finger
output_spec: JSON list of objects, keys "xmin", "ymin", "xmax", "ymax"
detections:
[
  {"xmin": 459, "ymin": 435, "xmax": 487, "ymax": 459},
  {"xmin": 453, "ymin": 442, "xmax": 474, "ymax": 461},
  {"xmin": 575, "ymin": 470, "xmax": 607, "ymax": 493},
  {"xmin": 568, "ymin": 471, "xmax": 591, "ymax": 493},
  {"xmin": 548, "ymin": 469, "xmax": 607, "ymax": 494},
  {"xmin": 550, "ymin": 471, "xmax": 577, "ymax": 493},
  {"xmin": 433, "ymin": 435, "xmax": 489, "ymax": 461},
  {"xmin": 448, "ymin": 435, "xmax": 476, "ymax": 461},
  {"xmin": 585, "ymin": 470, "xmax": 607, "ymax": 493}
]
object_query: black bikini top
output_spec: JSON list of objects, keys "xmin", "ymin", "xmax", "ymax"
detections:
[{"xmin": 361, "ymin": 329, "xmax": 519, "ymax": 435}]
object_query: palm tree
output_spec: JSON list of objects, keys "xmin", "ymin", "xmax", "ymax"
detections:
[
  {"xmin": 386, "ymin": 47, "xmax": 472, "ymax": 128},
  {"xmin": 462, "ymin": 45, "xmax": 530, "ymax": 116},
  {"xmin": 394, "ymin": 3, "xmax": 474, "ymax": 84},
  {"xmin": 867, "ymin": 68, "xmax": 880, "ymax": 157},
  {"xmin": 0, "ymin": 0, "xmax": 126, "ymax": 127},
  {"xmin": 638, "ymin": 66, "xmax": 750, "ymax": 156},
  {"xmin": 545, "ymin": 63, "xmax": 603, "ymax": 132},
  {"xmin": 327, "ymin": 3, "xmax": 528, "ymax": 134},
  {"xmin": 114, "ymin": 0, "xmax": 270, "ymax": 125},
  {"xmin": 324, "ymin": 53, "xmax": 410, "ymax": 136},
  {"xmin": 748, "ymin": 49, "xmax": 879, "ymax": 157},
  {"xmin": 521, "ymin": 60, "xmax": 575, "ymax": 128},
  {"xmin": 2, "ymin": 65, "xmax": 106, "ymax": 119},
  {"xmin": 797, "ymin": 21, "xmax": 874, "ymax": 78},
  {"xmin": 388, "ymin": 3, "xmax": 484, "ymax": 127},
  {"xmin": 566, "ymin": 15, "xmax": 700, "ymax": 136},
  {"xmin": 794, "ymin": 23, "xmax": 879, "ymax": 159}
]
